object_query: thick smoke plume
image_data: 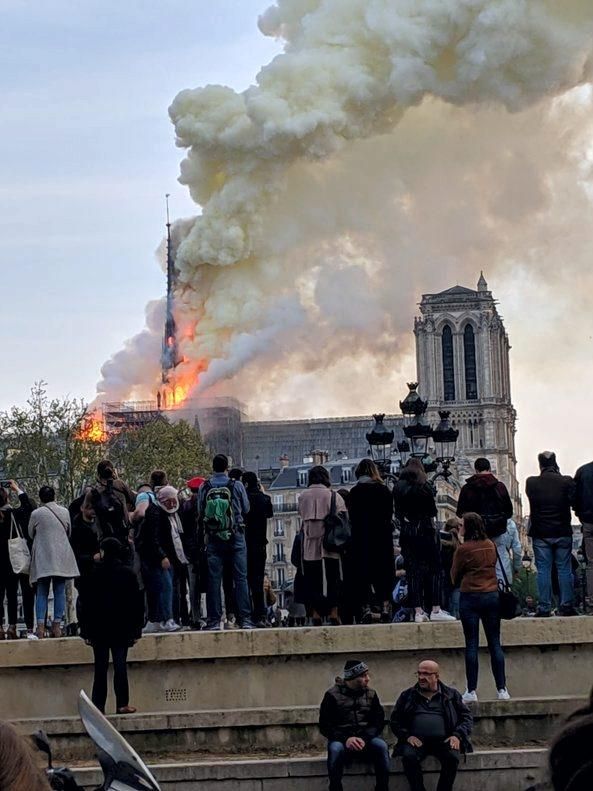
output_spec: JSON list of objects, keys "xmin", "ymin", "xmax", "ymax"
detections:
[{"xmin": 97, "ymin": 0, "xmax": 593, "ymax": 473}]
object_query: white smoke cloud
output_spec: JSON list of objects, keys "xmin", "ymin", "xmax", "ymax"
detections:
[{"xmin": 96, "ymin": 0, "xmax": 593, "ymax": 478}]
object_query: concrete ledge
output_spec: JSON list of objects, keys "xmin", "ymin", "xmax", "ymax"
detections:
[
  {"xmin": 3, "ymin": 618, "xmax": 593, "ymax": 668},
  {"xmin": 3, "ymin": 620, "xmax": 593, "ymax": 717},
  {"xmin": 68, "ymin": 750, "xmax": 546, "ymax": 790},
  {"xmin": 13, "ymin": 697, "xmax": 582, "ymax": 760}
]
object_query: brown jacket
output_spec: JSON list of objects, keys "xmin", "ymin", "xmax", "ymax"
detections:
[
  {"xmin": 451, "ymin": 539, "xmax": 498, "ymax": 593},
  {"xmin": 298, "ymin": 485, "xmax": 346, "ymax": 561}
]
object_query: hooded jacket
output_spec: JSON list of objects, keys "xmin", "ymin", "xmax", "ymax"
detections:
[
  {"xmin": 390, "ymin": 682, "xmax": 473, "ymax": 754},
  {"xmin": 319, "ymin": 680, "xmax": 385, "ymax": 744},
  {"xmin": 456, "ymin": 473, "xmax": 513, "ymax": 535}
]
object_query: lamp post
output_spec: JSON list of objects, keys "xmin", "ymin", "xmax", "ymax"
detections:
[
  {"xmin": 431, "ymin": 410, "xmax": 460, "ymax": 482},
  {"xmin": 400, "ymin": 382, "xmax": 433, "ymax": 460},
  {"xmin": 366, "ymin": 414, "xmax": 395, "ymax": 477}
]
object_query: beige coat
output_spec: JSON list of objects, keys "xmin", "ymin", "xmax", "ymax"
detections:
[{"xmin": 298, "ymin": 484, "xmax": 346, "ymax": 561}]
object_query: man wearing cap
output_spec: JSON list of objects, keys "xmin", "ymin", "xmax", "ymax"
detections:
[
  {"xmin": 390, "ymin": 660, "xmax": 472, "ymax": 791},
  {"xmin": 319, "ymin": 659, "xmax": 390, "ymax": 791}
]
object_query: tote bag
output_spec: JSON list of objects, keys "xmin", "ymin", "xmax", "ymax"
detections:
[
  {"xmin": 8, "ymin": 515, "xmax": 31, "ymax": 575},
  {"xmin": 495, "ymin": 546, "xmax": 520, "ymax": 620}
]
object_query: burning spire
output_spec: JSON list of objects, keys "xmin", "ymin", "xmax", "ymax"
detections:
[{"xmin": 161, "ymin": 193, "xmax": 182, "ymax": 386}]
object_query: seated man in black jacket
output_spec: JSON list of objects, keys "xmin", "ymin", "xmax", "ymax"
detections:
[
  {"xmin": 319, "ymin": 659, "xmax": 390, "ymax": 791},
  {"xmin": 391, "ymin": 660, "xmax": 472, "ymax": 791}
]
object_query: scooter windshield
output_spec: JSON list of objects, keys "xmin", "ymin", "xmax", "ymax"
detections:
[{"xmin": 77, "ymin": 690, "xmax": 161, "ymax": 791}]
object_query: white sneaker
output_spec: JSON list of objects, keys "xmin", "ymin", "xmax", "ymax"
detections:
[
  {"xmin": 414, "ymin": 611, "xmax": 429, "ymax": 623},
  {"xmin": 26, "ymin": 631, "xmax": 39, "ymax": 640},
  {"xmin": 430, "ymin": 610, "xmax": 456, "ymax": 622},
  {"xmin": 462, "ymin": 690, "xmax": 478, "ymax": 704},
  {"xmin": 497, "ymin": 688, "xmax": 511, "ymax": 700},
  {"xmin": 142, "ymin": 621, "xmax": 161, "ymax": 634},
  {"xmin": 160, "ymin": 619, "xmax": 181, "ymax": 632}
]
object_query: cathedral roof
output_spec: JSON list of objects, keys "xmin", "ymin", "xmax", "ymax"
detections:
[{"xmin": 433, "ymin": 285, "xmax": 477, "ymax": 297}]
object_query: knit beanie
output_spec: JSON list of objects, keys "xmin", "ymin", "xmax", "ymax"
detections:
[{"xmin": 343, "ymin": 660, "xmax": 369, "ymax": 681}]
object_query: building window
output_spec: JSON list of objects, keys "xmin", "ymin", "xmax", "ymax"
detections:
[
  {"xmin": 441, "ymin": 324, "xmax": 455, "ymax": 402},
  {"xmin": 273, "ymin": 542, "xmax": 285, "ymax": 562},
  {"xmin": 272, "ymin": 495, "xmax": 284, "ymax": 506},
  {"xmin": 341, "ymin": 467, "xmax": 352, "ymax": 484},
  {"xmin": 297, "ymin": 470, "xmax": 308, "ymax": 487},
  {"xmin": 274, "ymin": 519, "xmax": 285, "ymax": 537},
  {"xmin": 277, "ymin": 568, "xmax": 285, "ymax": 587},
  {"xmin": 464, "ymin": 324, "xmax": 478, "ymax": 400}
]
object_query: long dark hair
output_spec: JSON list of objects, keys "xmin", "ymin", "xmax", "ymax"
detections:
[
  {"xmin": 308, "ymin": 465, "xmax": 331, "ymax": 488},
  {"xmin": 354, "ymin": 459, "xmax": 383, "ymax": 483},
  {"xmin": 399, "ymin": 457, "xmax": 427, "ymax": 485},
  {"xmin": 462, "ymin": 512, "xmax": 488, "ymax": 542}
]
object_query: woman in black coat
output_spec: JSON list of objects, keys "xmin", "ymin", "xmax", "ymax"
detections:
[
  {"xmin": 393, "ymin": 459, "xmax": 455, "ymax": 624},
  {"xmin": 79, "ymin": 538, "xmax": 144, "ymax": 714},
  {"xmin": 346, "ymin": 459, "xmax": 394, "ymax": 623},
  {"xmin": 0, "ymin": 482, "xmax": 36, "ymax": 640}
]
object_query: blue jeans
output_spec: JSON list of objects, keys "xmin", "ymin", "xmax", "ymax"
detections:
[
  {"xmin": 206, "ymin": 531, "xmax": 252, "ymax": 627},
  {"xmin": 532, "ymin": 537, "xmax": 574, "ymax": 612},
  {"xmin": 327, "ymin": 738, "xmax": 390, "ymax": 791},
  {"xmin": 142, "ymin": 564, "xmax": 173, "ymax": 623},
  {"xmin": 35, "ymin": 577, "xmax": 66, "ymax": 623},
  {"xmin": 459, "ymin": 591, "xmax": 506, "ymax": 692}
]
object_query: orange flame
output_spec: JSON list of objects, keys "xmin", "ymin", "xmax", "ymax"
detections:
[
  {"xmin": 77, "ymin": 412, "xmax": 107, "ymax": 443},
  {"xmin": 160, "ymin": 359, "xmax": 206, "ymax": 410}
]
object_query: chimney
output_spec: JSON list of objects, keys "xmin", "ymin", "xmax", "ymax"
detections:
[{"xmin": 311, "ymin": 449, "xmax": 329, "ymax": 466}]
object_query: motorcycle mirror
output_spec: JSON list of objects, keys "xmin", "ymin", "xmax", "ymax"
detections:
[
  {"xmin": 31, "ymin": 730, "xmax": 53, "ymax": 768},
  {"xmin": 77, "ymin": 690, "xmax": 161, "ymax": 790}
]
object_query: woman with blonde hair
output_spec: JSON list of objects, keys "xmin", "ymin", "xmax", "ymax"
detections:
[{"xmin": 0, "ymin": 720, "xmax": 50, "ymax": 790}]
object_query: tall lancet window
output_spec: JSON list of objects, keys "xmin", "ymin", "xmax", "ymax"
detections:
[
  {"xmin": 464, "ymin": 324, "xmax": 478, "ymax": 400},
  {"xmin": 442, "ymin": 325, "xmax": 455, "ymax": 401}
]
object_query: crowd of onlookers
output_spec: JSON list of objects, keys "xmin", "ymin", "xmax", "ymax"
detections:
[{"xmin": 1, "ymin": 447, "xmax": 592, "ymax": 716}]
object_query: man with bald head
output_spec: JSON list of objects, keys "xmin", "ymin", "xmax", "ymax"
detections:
[{"xmin": 390, "ymin": 660, "xmax": 473, "ymax": 791}]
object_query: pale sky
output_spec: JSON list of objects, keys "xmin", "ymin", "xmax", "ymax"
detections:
[
  {"xmin": 0, "ymin": 0, "xmax": 280, "ymax": 408},
  {"xmin": 2, "ymin": 2, "xmax": 592, "ymax": 491}
]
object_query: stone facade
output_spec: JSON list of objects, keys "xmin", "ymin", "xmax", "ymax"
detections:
[{"xmin": 414, "ymin": 275, "xmax": 521, "ymax": 514}]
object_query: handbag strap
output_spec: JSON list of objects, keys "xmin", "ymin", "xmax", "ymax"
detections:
[
  {"xmin": 329, "ymin": 491, "xmax": 337, "ymax": 517},
  {"xmin": 494, "ymin": 545, "xmax": 512, "ymax": 589},
  {"xmin": 42, "ymin": 504, "xmax": 69, "ymax": 532},
  {"xmin": 9, "ymin": 514, "xmax": 23, "ymax": 540}
]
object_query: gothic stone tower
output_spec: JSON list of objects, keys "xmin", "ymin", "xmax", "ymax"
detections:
[{"xmin": 414, "ymin": 274, "xmax": 521, "ymax": 512}]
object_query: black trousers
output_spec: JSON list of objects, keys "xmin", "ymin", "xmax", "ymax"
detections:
[
  {"xmin": 400, "ymin": 742, "xmax": 459, "ymax": 791},
  {"xmin": 247, "ymin": 544, "xmax": 267, "ymax": 622},
  {"xmin": 0, "ymin": 565, "xmax": 34, "ymax": 629},
  {"xmin": 92, "ymin": 644, "xmax": 129, "ymax": 713}
]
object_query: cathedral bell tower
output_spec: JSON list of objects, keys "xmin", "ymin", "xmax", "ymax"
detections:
[{"xmin": 414, "ymin": 274, "xmax": 520, "ymax": 512}]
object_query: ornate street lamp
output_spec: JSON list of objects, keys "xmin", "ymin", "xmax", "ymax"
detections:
[
  {"xmin": 366, "ymin": 414, "xmax": 395, "ymax": 472},
  {"xmin": 396, "ymin": 439, "xmax": 410, "ymax": 467},
  {"xmin": 400, "ymin": 383, "xmax": 433, "ymax": 458},
  {"xmin": 432, "ymin": 410, "xmax": 459, "ymax": 481}
]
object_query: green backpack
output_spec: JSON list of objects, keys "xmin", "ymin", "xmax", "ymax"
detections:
[{"xmin": 203, "ymin": 481, "xmax": 235, "ymax": 541}]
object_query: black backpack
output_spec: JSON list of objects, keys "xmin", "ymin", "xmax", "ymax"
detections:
[
  {"xmin": 478, "ymin": 486, "xmax": 508, "ymax": 538},
  {"xmin": 90, "ymin": 480, "xmax": 128, "ymax": 541}
]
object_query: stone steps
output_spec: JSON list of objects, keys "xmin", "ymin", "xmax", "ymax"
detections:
[
  {"xmin": 67, "ymin": 749, "xmax": 546, "ymax": 790},
  {"xmin": 13, "ymin": 696, "xmax": 582, "ymax": 761},
  {"xmin": 3, "ymin": 619, "xmax": 593, "ymax": 718}
]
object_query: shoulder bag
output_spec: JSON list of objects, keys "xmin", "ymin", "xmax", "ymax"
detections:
[
  {"xmin": 8, "ymin": 514, "xmax": 31, "ymax": 575},
  {"xmin": 323, "ymin": 492, "xmax": 351, "ymax": 553},
  {"xmin": 495, "ymin": 545, "xmax": 520, "ymax": 620}
]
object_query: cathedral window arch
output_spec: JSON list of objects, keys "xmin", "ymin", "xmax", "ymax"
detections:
[
  {"xmin": 464, "ymin": 324, "xmax": 478, "ymax": 401},
  {"xmin": 441, "ymin": 324, "xmax": 455, "ymax": 402}
]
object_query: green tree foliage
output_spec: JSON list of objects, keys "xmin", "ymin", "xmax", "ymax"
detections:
[
  {"xmin": 107, "ymin": 417, "xmax": 211, "ymax": 489},
  {"xmin": 0, "ymin": 383, "xmax": 212, "ymax": 503},
  {"xmin": 0, "ymin": 382, "xmax": 104, "ymax": 502}
]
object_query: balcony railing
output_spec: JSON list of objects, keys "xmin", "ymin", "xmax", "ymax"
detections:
[{"xmin": 273, "ymin": 503, "xmax": 298, "ymax": 513}]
